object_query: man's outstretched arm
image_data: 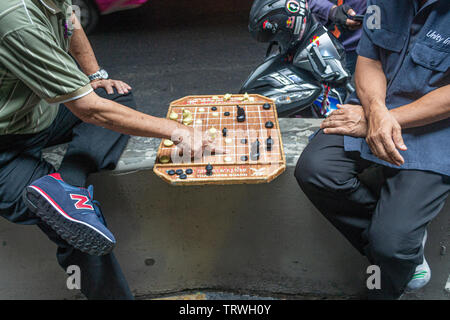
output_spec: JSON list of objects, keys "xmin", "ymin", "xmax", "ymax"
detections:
[{"xmin": 64, "ymin": 92, "xmax": 223, "ymax": 157}]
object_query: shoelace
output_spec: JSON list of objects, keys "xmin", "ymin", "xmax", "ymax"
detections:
[
  {"xmin": 92, "ymin": 200, "xmax": 108, "ymax": 227},
  {"xmin": 86, "ymin": 185, "xmax": 108, "ymax": 227}
]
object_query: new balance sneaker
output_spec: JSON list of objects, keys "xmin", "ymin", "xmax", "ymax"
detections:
[
  {"xmin": 23, "ymin": 173, "xmax": 116, "ymax": 256},
  {"xmin": 406, "ymin": 231, "xmax": 431, "ymax": 292}
]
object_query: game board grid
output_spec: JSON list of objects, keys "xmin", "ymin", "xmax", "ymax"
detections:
[
  {"xmin": 154, "ymin": 95, "xmax": 286, "ymax": 186},
  {"xmin": 159, "ymin": 105, "xmax": 281, "ymax": 165}
]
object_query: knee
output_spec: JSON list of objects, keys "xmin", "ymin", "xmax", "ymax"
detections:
[
  {"xmin": 294, "ymin": 149, "xmax": 323, "ymax": 190},
  {"xmin": 367, "ymin": 225, "xmax": 421, "ymax": 262},
  {"xmin": 295, "ymin": 149, "xmax": 356, "ymax": 193},
  {"xmin": 368, "ymin": 231, "xmax": 398, "ymax": 261}
]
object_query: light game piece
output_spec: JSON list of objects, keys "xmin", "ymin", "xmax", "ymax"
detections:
[
  {"xmin": 163, "ymin": 140, "xmax": 174, "ymax": 147},
  {"xmin": 208, "ymin": 127, "xmax": 217, "ymax": 138},
  {"xmin": 183, "ymin": 116, "xmax": 193, "ymax": 125},
  {"xmin": 169, "ymin": 112, "xmax": 178, "ymax": 120},
  {"xmin": 160, "ymin": 155, "xmax": 170, "ymax": 164}
]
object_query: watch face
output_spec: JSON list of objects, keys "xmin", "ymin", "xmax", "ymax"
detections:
[{"xmin": 100, "ymin": 69, "xmax": 109, "ymax": 79}]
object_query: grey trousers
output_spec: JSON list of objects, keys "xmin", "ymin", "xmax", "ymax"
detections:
[{"xmin": 294, "ymin": 130, "xmax": 450, "ymax": 299}]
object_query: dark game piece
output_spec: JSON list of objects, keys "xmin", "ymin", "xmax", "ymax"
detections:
[
  {"xmin": 265, "ymin": 121, "xmax": 274, "ymax": 129},
  {"xmin": 224, "ymin": 112, "xmax": 230, "ymax": 116},
  {"xmin": 179, "ymin": 174, "xmax": 187, "ymax": 180},
  {"xmin": 251, "ymin": 139, "xmax": 260, "ymax": 161},
  {"xmin": 175, "ymin": 169, "xmax": 183, "ymax": 176},
  {"xmin": 266, "ymin": 136, "xmax": 274, "ymax": 151},
  {"xmin": 263, "ymin": 103, "xmax": 271, "ymax": 110},
  {"xmin": 168, "ymin": 170, "xmax": 176, "ymax": 176},
  {"xmin": 186, "ymin": 169, "xmax": 193, "ymax": 175},
  {"xmin": 241, "ymin": 138, "xmax": 248, "ymax": 144},
  {"xmin": 241, "ymin": 155, "xmax": 249, "ymax": 161},
  {"xmin": 211, "ymin": 106, "xmax": 217, "ymax": 111},
  {"xmin": 222, "ymin": 128, "xmax": 228, "ymax": 137},
  {"xmin": 205, "ymin": 164, "xmax": 213, "ymax": 176},
  {"xmin": 236, "ymin": 105, "xmax": 246, "ymax": 122}
]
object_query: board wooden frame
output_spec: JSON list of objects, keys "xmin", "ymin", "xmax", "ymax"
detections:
[{"xmin": 153, "ymin": 94, "xmax": 286, "ymax": 186}]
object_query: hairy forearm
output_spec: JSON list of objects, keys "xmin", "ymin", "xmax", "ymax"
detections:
[
  {"xmin": 355, "ymin": 56, "xmax": 388, "ymax": 116},
  {"xmin": 66, "ymin": 92, "xmax": 184, "ymax": 139},
  {"xmin": 390, "ymin": 85, "xmax": 450, "ymax": 129},
  {"xmin": 69, "ymin": 14, "xmax": 99, "ymax": 75},
  {"xmin": 356, "ymin": 57, "xmax": 449, "ymax": 129}
]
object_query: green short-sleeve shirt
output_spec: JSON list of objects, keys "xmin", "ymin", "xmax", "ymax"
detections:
[{"xmin": 0, "ymin": 0, "xmax": 92, "ymax": 135}]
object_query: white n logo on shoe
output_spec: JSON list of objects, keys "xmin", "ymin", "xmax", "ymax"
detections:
[{"xmin": 70, "ymin": 194, "xmax": 94, "ymax": 210}]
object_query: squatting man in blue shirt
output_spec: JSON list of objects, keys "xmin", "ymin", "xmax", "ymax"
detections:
[{"xmin": 295, "ymin": 0, "xmax": 449, "ymax": 299}]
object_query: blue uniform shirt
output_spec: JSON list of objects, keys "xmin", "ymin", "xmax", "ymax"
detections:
[{"xmin": 345, "ymin": 0, "xmax": 450, "ymax": 176}]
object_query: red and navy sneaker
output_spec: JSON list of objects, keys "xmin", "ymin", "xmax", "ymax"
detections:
[{"xmin": 23, "ymin": 173, "xmax": 116, "ymax": 256}]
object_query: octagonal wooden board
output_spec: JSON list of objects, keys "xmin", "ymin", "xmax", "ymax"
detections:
[{"xmin": 153, "ymin": 94, "xmax": 286, "ymax": 186}]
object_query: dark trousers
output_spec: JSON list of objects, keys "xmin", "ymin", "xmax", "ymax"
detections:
[
  {"xmin": 294, "ymin": 131, "xmax": 450, "ymax": 299},
  {"xmin": 0, "ymin": 88, "xmax": 135, "ymax": 300}
]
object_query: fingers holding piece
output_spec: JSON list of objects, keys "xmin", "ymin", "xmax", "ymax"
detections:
[{"xmin": 209, "ymin": 143, "xmax": 226, "ymax": 155}]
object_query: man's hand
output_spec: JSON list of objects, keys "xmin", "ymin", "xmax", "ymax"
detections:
[
  {"xmin": 330, "ymin": 5, "xmax": 362, "ymax": 30},
  {"xmin": 91, "ymin": 79, "xmax": 132, "ymax": 95},
  {"xmin": 366, "ymin": 106, "xmax": 407, "ymax": 166},
  {"xmin": 321, "ymin": 104, "xmax": 367, "ymax": 137},
  {"xmin": 172, "ymin": 126, "xmax": 225, "ymax": 160}
]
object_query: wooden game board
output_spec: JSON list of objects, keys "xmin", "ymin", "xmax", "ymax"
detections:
[{"xmin": 153, "ymin": 94, "xmax": 286, "ymax": 186}]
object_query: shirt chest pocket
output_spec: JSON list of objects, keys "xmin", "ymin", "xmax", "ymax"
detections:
[
  {"xmin": 411, "ymin": 43, "xmax": 450, "ymax": 87},
  {"xmin": 411, "ymin": 43, "xmax": 450, "ymax": 72}
]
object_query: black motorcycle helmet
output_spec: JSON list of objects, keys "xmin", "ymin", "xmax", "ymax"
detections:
[{"xmin": 249, "ymin": 0, "xmax": 310, "ymax": 50}]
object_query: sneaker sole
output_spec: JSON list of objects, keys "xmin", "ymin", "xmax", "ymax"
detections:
[{"xmin": 23, "ymin": 186, "xmax": 115, "ymax": 256}]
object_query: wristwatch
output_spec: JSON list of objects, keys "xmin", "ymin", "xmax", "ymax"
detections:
[{"xmin": 88, "ymin": 68, "xmax": 109, "ymax": 82}]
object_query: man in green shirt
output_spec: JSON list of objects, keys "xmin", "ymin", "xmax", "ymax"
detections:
[{"xmin": 0, "ymin": 0, "xmax": 217, "ymax": 299}]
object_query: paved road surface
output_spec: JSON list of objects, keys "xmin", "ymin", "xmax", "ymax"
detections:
[{"xmin": 88, "ymin": 1, "xmax": 267, "ymax": 117}]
